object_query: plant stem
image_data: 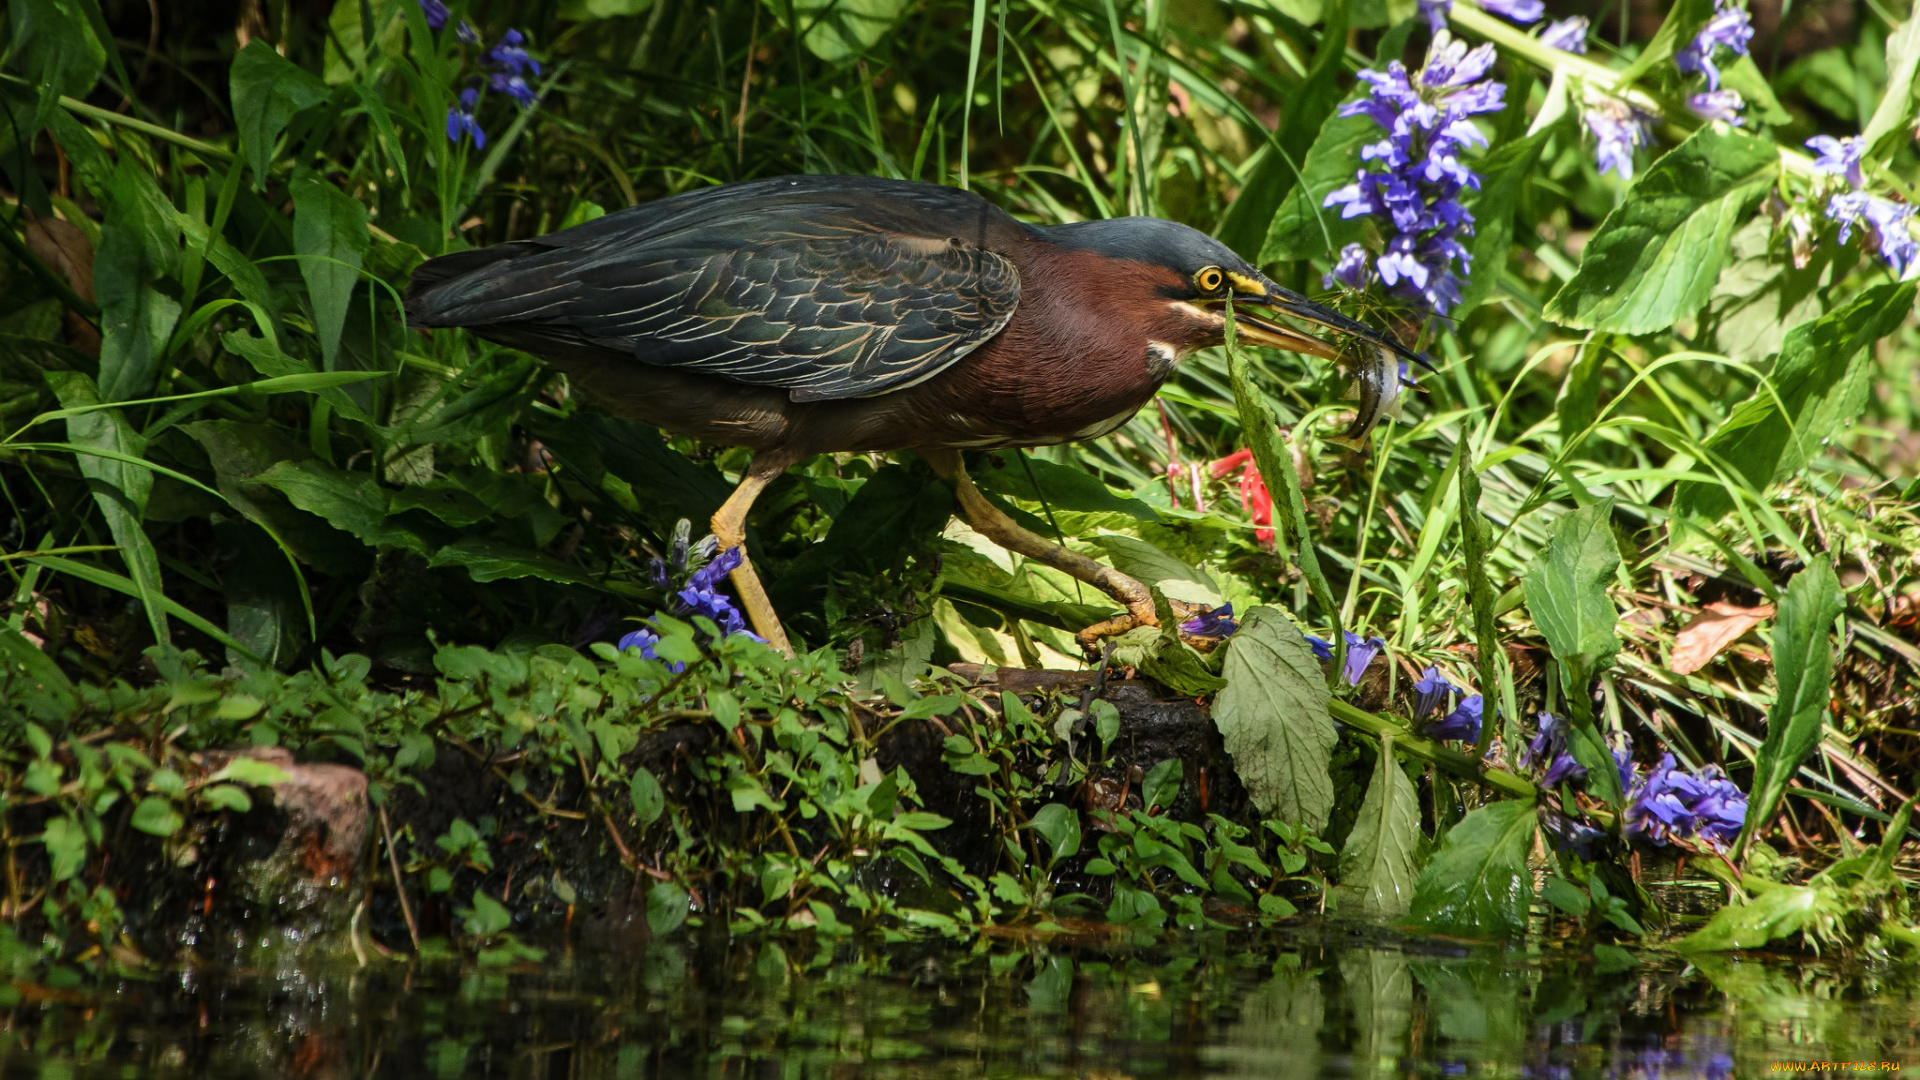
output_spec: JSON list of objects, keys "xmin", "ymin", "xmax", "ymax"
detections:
[{"xmin": 1329, "ymin": 699, "xmax": 1538, "ymax": 801}]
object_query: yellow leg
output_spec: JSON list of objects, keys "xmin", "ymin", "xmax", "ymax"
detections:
[
  {"xmin": 921, "ymin": 449, "xmax": 1178, "ymax": 647},
  {"xmin": 710, "ymin": 453, "xmax": 795, "ymax": 657}
]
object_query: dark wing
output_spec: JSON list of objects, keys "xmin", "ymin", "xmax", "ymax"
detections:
[{"xmin": 406, "ymin": 177, "xmax": 1024, "ymax": 402}]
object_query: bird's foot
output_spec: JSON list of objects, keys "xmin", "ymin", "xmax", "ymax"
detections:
[{"xmin": 1074, "ymin": 597, "xmax": 1222, "ymax": 654}]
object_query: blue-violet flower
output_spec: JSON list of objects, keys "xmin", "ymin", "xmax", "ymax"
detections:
[
  {"xmin": 1179, "ymin": 603, "xmax": 1239, "ymax": 638},
  {"xmin": 1687, "ymin": 89, "xmax": 1745, "ymax": 125},
  {"xmin": 1583, "ymin": 91, "xmax": 1655, "ymax": 180},
  {"xmin": 1424, "ymin": 693, "xmax": 1483, "ymax": 742},
  {"xmin": 1413, "ymin": 665, "xmax": 1457, "ymax": 719},
  {"xmin": 1538, "ymin": 16, "xmax": 1588, "ymax": 53},
  {"xmin": 1674, "ymin": 0, "xmax": 1754, "ymax": 91},
  {"xmin": 446, "ymin": 88, "xmax": 486, "ymax": 147},
  {"xmin": 1419, "ymin": 0, "xmax": 1542, "ymax": 33},
  {"xmin": 618, "ymin": 628, "xmax": 686, "ymax": 673},
  {"xmin": 1807, "ymin": 134, "xmax": 1867, "ymax": 189},
  {"xmin": 1343, "ymin": 632, "xmax": 1385, "ymax": 685}
]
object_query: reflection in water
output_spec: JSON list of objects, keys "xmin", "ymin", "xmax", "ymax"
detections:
[{"xmin": 1, "ymin": 924, "xmax": 1914, "ymax": 1077}]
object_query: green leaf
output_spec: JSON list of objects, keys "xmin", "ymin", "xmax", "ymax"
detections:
[
  {"xmin": 1141, "ymin": 759, "xmax": 1182, "ymax": 814},
  {"xmin": 1676, "ymin": 281, "xmax": 1917, "ymax": 520},
  {"xmin": 1408, "ymin": 800, "xmax": 1538, "ymax": 938},
  {"xmin": 1334, "ymin": 737, "xmax": 1423, "ymax": 920},
  {"xmin": 206, "ymin": 757, "xmax": 293, "ymax": 787},
  {"xmin": 1110, "ymin": 626, "xmax": 1229, "ymax": 696},
  {"xmin": 647, "ymin": 881, "xmax": 690, "ymax": 935},
  {"xmin": 1672, "ymin": 880, "xmax": 1831, "ymax": 951},
  {"xmin": 1259, "ymin": 108, "xmax": 1375, "ymax": 265},
  {"xmin": 1541, "ymin": 875, "xmax": 1591, "ymax": 917},
  {"xmin": 630, "ymin": 767, "xmax": 666, "ymax": 827},
  {"xmin": 429, "ymin": 538, "xmax": 598, "ymax": 587},
  {"xmin": 1028, "ymin": 803, "xmax": 1082, "ymax": 863},
  {"xmin": 777, "ymin": 0, "xmax": 911, "ymax": 62},
  {"xmin": 1611, "ymin": 0, "xmax": 1714, "ymax": 89},
  {"xmin": 464, "ymin": 890, "xmax": 512, "ymax": 937},
  {"xmin": 1456, "ymin": 131, "xmax": 1548, "ymax": 315},
  {"xmin": 93, "ymin": 162, "xmax": 183, "ymax": 402},
  {"xmin": 1739, "ymin": 557, "xmax": 1844, "ymax": 859},
  {"xmin": 1091, "ymin": 535, "xmax": 1220, "ymax": 607},
  {"xmin": 1215, "ymin": 0, "xmax": 1348, "ymax": 261},
  {"xmin": 7, "ymin": 0, "xmax": 106, "ymax": 130},
  {"xmin": 972, "ymin": 456, "xmax": 1159, "ymax": 523},
  {"xmin": 200, "ymin": 784, "xmax": 253, "ymax": 813},
  {"xmin": 1213, "ymin": 607, "xmax": 1337, "ymax": 831},
  {"xmin": 1863, "ymin": 16, "xmax": 1920, "ymax": 160},
  {"xmin": 129, "ymin": 795, "xmax": 183, "ymax": 837},
  {"xmin": 1524, "ymin": 499, "xmax": 1621, "ymax": 680},
  {"xmin": 290, "ymin": 168, "xmax": 369, "ymax": 371},
  {"xmin": 229, "ymin": 40, "xmax": 329, "ymax": 188},
  {"xmin": 40, "ymin": 816, "xmax": 87, "ymax": 882},
  {"xmin": 254, "ymin": 459, "xmax": 429, "ymax": 553},
  {"xmin": 1543, "ymin": 127, "xmax": 1778, "ymax": 333},
  {"xmin": 43, "ymin": 371, "xmax": 169, "ymax": 645}
]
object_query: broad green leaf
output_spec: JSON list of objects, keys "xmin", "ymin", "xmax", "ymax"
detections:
[
  {"xmin": 200, "ymin": 785, "xmax": 253, "ymax": 813},
  {"xmin": 1543, "ymin": 127, "xmax": 1778, "ymax": 333},
  {"xmin": 130, "ymin": 796, "xmax": 183, "ymax": 837},
  {"xmin": 1108, "ymin": 625, "xmax": 1228, "ymax": 696},
  {"xmin": 775, "ymin": 0, "xmax": 911, "ymax": 62},
  {"xmin": 1541, "ymin": 875, "xmax": 1590, "ymax": 917},
  {"xmin": 1260, "ymin": 108, "xmax": 1375, "ymax": 265},
  {"xmin": 1672, "ymin": 880, "xmax": 1835, "ymax": 951},
  {"xmin": 1676, "ymin": 281, "xmax": 1916, "ymax": 520},
  {"xmin": 630, "ymin": 767, "xmax": 666, "ymax": 827},
  {"xmin": 1140, "ymin": 759, "xmax": 1182, "ymax": 813},
  {"xmin": 429, "ymin": 538, "xmax": 598, "ymax": 587},
  {"xmin": 1523, "ymin": 499, "xmax": 1620, "ymax": 679},
  {"xmin": 1213, "ymin": 606, "xmax": 1337, "ymax": 831},
  {"xmin": 1739, "ymin": 557, "xmax": 1844, "ymax": 859},
  {"xmin": 972, "ymin": 457, "xmax": 1159, "ymax": 523},
  {"xmin": 647, "ymin": 881, "xmax": 690, "ymax": 935},
  {"xmin": 206, "ymin": 757, "xmax": 293, "ymax": 787},
  {"xmin": 1407, "ymin": 800, "xmax": 1537, "ymax": 938},
  {"xmin": 1215, "ymin": 0, "xmax": 1347, "ymax": 261},
  {"xmin": 7, "ymin": 0, "xmax": 105, "ymax": 130},
  {"xmin": 230, "ymin": 40, "xmax": 329, "ymax": 188},
  {"xmin": 40, "ymin": 816, "xmax": 87, "ymax": 881},
  {"xmin": 290, "ymin": 168, "xmax": 369, "ymax": 371},
  {"xmin": 1456, "ymin": 131, "xmax": 1548, "ymax": 315},
  {"xmin": 560, "ymin": 0, "xmax": 656, "ymax": 18},
  {"xmin": 323, "ymin": 0, "xmax": 405, "ymax": 84},
  {"xmin": 464, "ymin": 890, "xmax": 512, "ymax": 937},
  {"xmin": 1028, "ymin": 803, "xmax": 1081, "ymax": 863},
  {"xmin": 1334, "ymin": 738, "xmax": 1422, "ymax": 920},
  {"xmin": 44, "ymin": 371, "xmax": 168, "ymax": 645},
  {"xmin": 93, "ymin": 162, "xmax": 184, "ymax": 402},
  {"xmin": 254, "ymin": 459, "xmax": 429, "ymax": 553},
  {"xmin": 1092, "ymin": 535, "xmax": 1220, "ymax": 606},
  {"xmin": 1863, "ymin": 16, "xmax": 1920, "ymax": 160}
]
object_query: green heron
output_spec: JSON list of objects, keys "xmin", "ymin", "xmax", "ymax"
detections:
[{"xmin": 405, "ymin": 175, "xmax": 1416, "ymax": 654}]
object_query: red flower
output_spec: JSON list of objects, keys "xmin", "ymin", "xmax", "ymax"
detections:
[{"xmin": 1209, "ymin": 450, "xmax": 1274, "ymax": 549}]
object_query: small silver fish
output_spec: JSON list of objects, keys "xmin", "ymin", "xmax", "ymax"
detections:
[{"xmin": 1328, "ymin": 340, "xmax": 1405, "ymax": 452}]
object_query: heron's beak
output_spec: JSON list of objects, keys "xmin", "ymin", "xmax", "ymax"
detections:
[{"xmin": 1220, "ymin": 271, "xmax": 1427, "ymax": 371}]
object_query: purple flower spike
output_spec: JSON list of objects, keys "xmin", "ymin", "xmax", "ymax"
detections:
[
  {"xmin": 1412, "ymin": 666, "xmax": 1457, "ymax": 719},
  {"xmin": 619, "ymin": 628, "xmax": 686, "ymax": 673},
  {"xmin": 1829, "ymin": 193, "xmax": 1920, "ymax": 277},
  {"xmin": 1687, "ymin": 89, "xmax": 1745, "ymax": 125},
  {"xmin": 1179, "ymin": 603, "xmax": 1239, "ymax": 639},
  {"xmin": 687, "ymin": 546, "xmax": 744, "ymax": 592},
  {"xmin": 419, "ymin": 0, "xmax": 450, "ymax": 30},
  {"xmin": 1424, "ymin": 693, "xmax": 1483, "ymax": 742},
  {"xmin": 1343, "ymin": 632, "xmax": 1385, "ymax": 685},
  {"xmin": 1322, "ymin": 30, "xmax": 1502, "ymax": 316},
  {"xmin": 1583, "ymin": 93, "xmax": 1655, "ymax": 180},
  {"xmin": 1538, "ymin": 16, "xmax": 1588, "ymax": 53},
  {"xmin": 1542, "ymin": 752, "xmax": 1588, "ymax": 788},
  {"xmin": 1418, "ymin": 0, "xmax": 1451, "ymax": 32},
  {"xmin": 1675, "ymin": 0, "xmax": 1754, "ymax": 91},
  {"xmin": 488, "ymin": 28, "xmax": 542, "ymax": 77},
  {"xmin": 1807, "ymin": 134, "xmax": 1867, "ymax": 189},
  {"xmin": 446, "ymin": 87, "xmax": 486, "ymax": 148},
  {"xmin": 1325, "ymin": 243, "xmax": 1373, "ymax": 290}
]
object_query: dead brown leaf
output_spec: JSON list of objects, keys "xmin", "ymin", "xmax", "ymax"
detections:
[
  {"xmin": 1669, "ymin": 601, "xmax": 1775, "ymax": 675},
  {"xmin": 24, "ymin": 216, "xmax": 101, "ymax": 354}
]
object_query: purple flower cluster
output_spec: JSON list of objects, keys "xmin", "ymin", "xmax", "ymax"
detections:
[
  {"xmin": 1582, "ymin": 91, "xmax": 1656, "ymax": 180},
  {"xmin": 1687, "ymin": 89, "xmax": 1746, "ymax": 125},
  {"xmin": 617, "ymin": 627, "xmax": 685, "ymax": 673},
  {"xmin": 1322, "ymin": 31, "xmax": 1505, "ymax": 315},
  {"xmin": 1621, "ymin": 752, "xmax": 1748, "ymax": 847},
  {"xmin": 1809, "ymin": 135, "xmax": 1919, "ymax": 278},
  {"xmin": 1179, "ymin": 603, "xmax": 1239, "ymax": 638},
  {"xmin": 1427, "ymin": 693, "xmax": 1485, "ymax": 743},
  {"xmin": 1522, "ymin": 712, "xmax": 1588, "ymax": 788},
  {"xmin": 1303, "ymin": 630, "xmax": 1385, "ymax": 685},
  {"xmin": 422, "ymin": 0, "xmax": 543, "ymax": 147},
  {"xmin": 618, "ymin": 546, "xmax": 763, "ymax": 666},
  {"xmin": 1418, "ymin": 0, "xmax": 1543, "ymax": 33},
  {"xmin": 1675, "ymin": 0, "xmax": 1754, "ymax": 91}
]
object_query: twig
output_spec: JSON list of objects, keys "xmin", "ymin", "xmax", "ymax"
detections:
[{"xmin": 377, "ymin": 804, "xmax": 420, "ymax": 953}]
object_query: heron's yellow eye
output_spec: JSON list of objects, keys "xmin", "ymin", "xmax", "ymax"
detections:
[{"xmin": 1195, "ymin": 266, "xmax": 1225, "ymax": 294}]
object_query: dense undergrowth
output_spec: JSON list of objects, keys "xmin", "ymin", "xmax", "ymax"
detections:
[{"xmin": 0, "ymin": 0, "xmax": 1916, "ymax": 975}]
